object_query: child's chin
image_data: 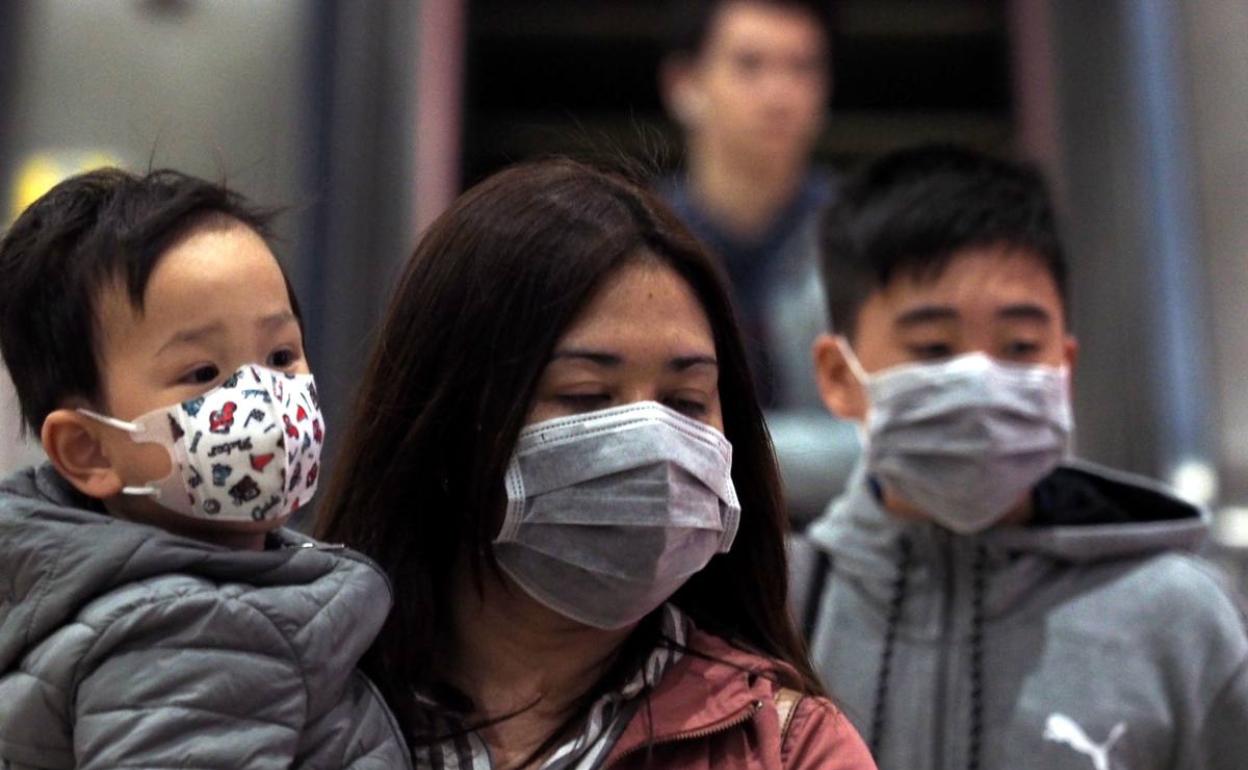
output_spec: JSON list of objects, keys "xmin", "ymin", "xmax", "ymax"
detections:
[
  {"xmin": 110, "ymin": 496, "xmax": 289, "ymax": 536},
  {"xmin": 184, "ymin": 513, "xmax": 290, "ymax": 534}
]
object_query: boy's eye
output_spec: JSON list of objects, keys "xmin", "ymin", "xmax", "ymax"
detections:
[
  {"xmin": 267, "ymin": 347, "xmax": 299, "ymax": 369},
  {"xmin": 907, "ymin": 343, "xmax": 954, "ymax": 361},
  {"xmin": 1002, "ymin": 340, "xmax": 1042, "ymax": 359},
  {"xmin": 181, "ymin": 365, "xmax": 220, "ymax": 385}
]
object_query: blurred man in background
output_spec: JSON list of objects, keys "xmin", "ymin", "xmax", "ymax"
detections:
[
  {"xmin": 660, "ymin": 0, "xmax": 833, "ymax": 410},
  {"xmin": 660, "ymin": 0, "xmax": 860, "ymax": 532}
]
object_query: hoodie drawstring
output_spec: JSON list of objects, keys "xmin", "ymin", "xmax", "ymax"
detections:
[
  {"xmin": 869, "ymin": 539, "xmax": 989, "ymax": 770},
  {"xmin": 869, "ymin": 537, "xmax": 912, "ymax": 758},
  {"xmin": 968, "ymin": 544, "xmax": 987, "ymax": 770}
]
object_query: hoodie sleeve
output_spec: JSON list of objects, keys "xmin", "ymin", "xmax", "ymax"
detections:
[
  {"xmin": 1195, "ymin": 654, "xmax": 1248, "ymax": 770},
  {"xmin": 781, "ymin": 696, "xmax": 878, "ymax": 770},
  {"xmin": 71, "ymin": 585, "xmax": 308, "ymax": 770}
]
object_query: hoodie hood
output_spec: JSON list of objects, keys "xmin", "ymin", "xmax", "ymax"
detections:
[
  {"xmin": 808, "ymin": 458, "xmax": 1208, "ymax": 577},
  {"xmin": 0, "ymin": 463, "xmax": 354, "ymax": 675}
]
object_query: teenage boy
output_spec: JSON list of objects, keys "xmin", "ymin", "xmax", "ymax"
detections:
[
  {"xmin": 0, "ymin": 169, "xmax": 409, "ymax": 768},
  {"xmin": 804, "ymin": 144, "xmax": 1248, "ymax": 770}
]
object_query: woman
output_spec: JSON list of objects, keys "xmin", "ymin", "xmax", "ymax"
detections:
[{"xmin": 317, "ymin": 159, "xmax": 875, "ymax": 770}]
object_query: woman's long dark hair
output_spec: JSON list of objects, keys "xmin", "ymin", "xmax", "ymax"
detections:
[{"xmin": 316, "ymin": 159, "xmax": 823, "ymax": 743}]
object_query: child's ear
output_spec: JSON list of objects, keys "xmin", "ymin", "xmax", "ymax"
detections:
[
  {"xmin": 812, "ymin": 333, "xmax": 869, "ymax": 421},
  {"xmin": 41, "ymin": 409, "xmax": 124, "ymax": 499}
]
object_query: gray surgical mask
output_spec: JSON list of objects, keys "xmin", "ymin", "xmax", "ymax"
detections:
[
  {"xmin": 839, "ymin": 339, "xmax": 1073, "ymax": 534},
  {"xmin": 493, "ymin": 401, "xmax": 740, "ymax": 630}
]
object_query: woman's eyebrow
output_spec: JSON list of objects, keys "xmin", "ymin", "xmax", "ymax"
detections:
[
  {"xmin": 550, "ymin": 349, "xmax": 622, "ymax": 366},
  {"xmin": 669, "ymin": 355, "xmax": 718, "ymax": 372}
]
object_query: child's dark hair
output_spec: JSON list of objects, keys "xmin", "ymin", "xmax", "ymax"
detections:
[
  {"xmin": 819, "ymin": 143, "xmax": 1068, "ymax": 339},
  {"xmin": 666, "ymin": 0, "xmax": 835, "ymax": 59},
  {"xmin": 0, "ymin": 167, "xmax": 291, "ymax": 435}
]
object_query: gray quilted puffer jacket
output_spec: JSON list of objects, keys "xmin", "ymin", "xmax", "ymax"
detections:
[{"xmin": 0, "ymin": 464, "xmax": 411, "ymax": 770}]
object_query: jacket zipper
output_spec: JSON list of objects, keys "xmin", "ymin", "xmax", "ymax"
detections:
[
  {"xmin": 605, "ymin": 698, "xmax": 765, "ymax": 767},
  {"xmin": 290, "ymin": 539, "xmax": 397, "ymax": 603},
  {"xmin": 284, "ymin": 540, "xmax": 407, "ymax": 765}
]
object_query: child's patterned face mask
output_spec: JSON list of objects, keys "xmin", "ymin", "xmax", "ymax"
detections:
[{"xmin": 80, "ymin": 365, "xmax": 324, "ymax": 523}]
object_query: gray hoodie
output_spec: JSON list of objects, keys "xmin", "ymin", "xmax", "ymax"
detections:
[
  {"xmin": 804, "ymin": 461, "xmax": 1248, "ymax": 770},
  {"xmin": 0, "ymin": 464, "xmax": 411, "ymax": 770}
]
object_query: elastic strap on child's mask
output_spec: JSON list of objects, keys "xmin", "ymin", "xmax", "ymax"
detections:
[{"xmin": 76, "ymin": 408, "xmax": 161, "ymax": 497}]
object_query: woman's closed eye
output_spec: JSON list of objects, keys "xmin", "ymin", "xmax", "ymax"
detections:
[
  {"xmin": 555, "ymin": 393, "xmax": 612, "ymax": 412},
  {"xmin": 664, "ymin": 396, "xmax": 708, "ymax": 417}
]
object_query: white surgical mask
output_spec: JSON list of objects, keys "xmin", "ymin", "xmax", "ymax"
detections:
[
  {"xmin": 493, "ymin": 401, "xmax": 740, "ymax": 630},
  {"xmin": 80, "ymin": 364, "xmax": 324, "ymax": 523},
  {"xmin": 839, "ymin": 339, "xmax": 1073, "ymax": 534}
]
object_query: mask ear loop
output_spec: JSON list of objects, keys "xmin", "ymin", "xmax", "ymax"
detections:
[
  {"xmin": 832, "ymin": 337, "xmax": 874, "ymax": 456},
  {"xmin": 75, "ymin": 408, "xmax": 162, "ymax": 497},
  {"xmin": 834, "ymin": 336, "xmax": 870, "ymax": 385},
  {"xmin": 494, "ymin": 458, "xmax": 528, "ymax": 544}
]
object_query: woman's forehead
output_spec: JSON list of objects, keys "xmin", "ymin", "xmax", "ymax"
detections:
[{"xmin": 556, "ymin": 261, "xmax": 714, "ymax": 352}]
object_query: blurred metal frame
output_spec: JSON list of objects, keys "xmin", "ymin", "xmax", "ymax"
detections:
[
  {"xmin": 296, "ymin": 1, "xmax": 422, "ymax": 525},
  {"xmin": 1037, "ymin": 0, "xmax": 1217, "ymax": 496},
  {"xmin": 414, "ymin": 0, "xmax": 465, "ymax": 235},
  {"xmin": 0, "ymin": 2, "xmax": 18, "ymax": 185}
]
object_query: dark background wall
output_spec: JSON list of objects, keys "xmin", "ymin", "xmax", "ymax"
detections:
[{"xmin": 461, "ymin": 0, "xmax": 1013, "ymax": 186}]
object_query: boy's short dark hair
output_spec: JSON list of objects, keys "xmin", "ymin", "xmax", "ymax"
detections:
[
  {"xmin": 0, "ymin": 168, "xmax": 289, "ymax": 435},
  {"xmin": 819, "ymin": 144, "xmax": 1068, "ymax": 338},
  {"xmin": 666, "ymin": 0, "xmax": 835, "ymax": 59}
]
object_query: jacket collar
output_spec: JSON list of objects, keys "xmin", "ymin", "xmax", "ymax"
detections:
[
  {"xmin": 808, "ymin": 459, "xmax": 1208, "ymax": 572},
  {"xmin": 606, "ymin": 629, "xmax": 789, "ymax": 762}
]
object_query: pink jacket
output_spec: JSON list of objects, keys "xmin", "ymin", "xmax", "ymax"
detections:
[{"xmin": 604, "ymin": 629, "xmax": 877, "ymax": 769}]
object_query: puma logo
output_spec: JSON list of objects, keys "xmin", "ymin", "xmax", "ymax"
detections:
[{"xmin": 1043, "ymin": 713, "xmax": 1126, "ymax": 770}]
